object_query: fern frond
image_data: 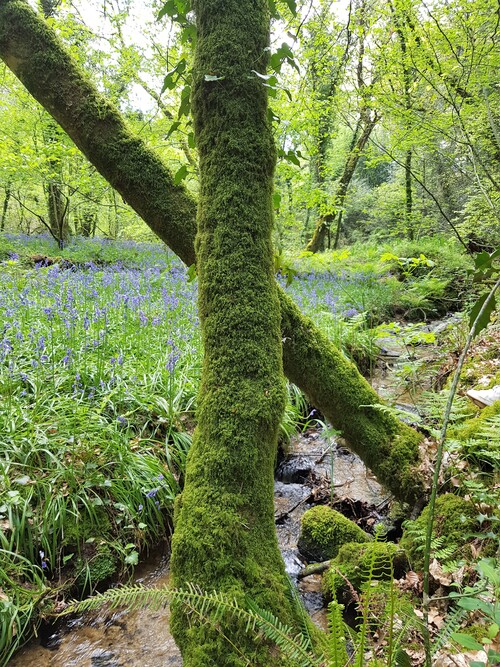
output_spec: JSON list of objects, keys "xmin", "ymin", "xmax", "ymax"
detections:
[
  {"xmin": 62, "ymin": 584, "xmax": 323, "ymax": 667},
  {"xmin": 431, "ymin": 605, "xmax": 467, "ymax": 656},
  {"xmin": 284, "ymin": 574, "xmax": 314, "ymax": 653},
  {"xmin": 327, "ymin": 597, "xmax": 349, "ymax": 667}
]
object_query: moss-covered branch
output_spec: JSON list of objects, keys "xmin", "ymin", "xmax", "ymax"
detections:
[
  {"xmin": 0, "ymin": 0, "xmax": 424, "ymax": 504},
  {"xmin": 0, "ymin": 0, "xmax": 197, "ymax": 266}
]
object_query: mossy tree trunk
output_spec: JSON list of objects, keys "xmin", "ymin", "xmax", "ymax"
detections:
[
  {"xmin": 1, "ymin": 182, "xmax": 11, "ymax": 231},
  {"xmin": 0, "ymin": 0, "xmax": 425, "ymax": 505},
  {"xmin": 306, "ymin": 109, "xmax": 377, "ymax": 253},
  {"xmin": 169, "ymin": 2, "xmax": 303, "ymax": 664}
]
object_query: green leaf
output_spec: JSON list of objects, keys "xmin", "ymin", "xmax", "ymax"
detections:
[
  {"xmin": 166, "ymin": 121, "xmax": 182, "ymax": 140},
  {"xmin": 477, "ymin": 558, "xmax": 500, "ymax": 585},
  {"xmin": 187, "ymin": 264, "xmax": 197, "ymax": 282},
  {"xmin": 284, "ymin": 0, "xmax": 297, "ymax": 16},
  {"xmin": 63, "ymin": 553, "xmax": 74, "ymax": 564},
  {"xmin": 204, "ymin": 74, "xmax": 225, "ymax": 82},
  {"xmin": 469, "ymin": 292, "xmax": 496, "ymax": 337},
  {"xmin": 158, "ymin": 0, "xmax": 176, "ymax": 20},
  {"xmin": 187, "ymin": 131, "xmax": 196, "ymax": 149},
  {"xmin": 395, "ymin": 649, "xmax": 412, "ymax": 667},
  {"xmin": 174, "ymin": 165, "xmax": 189, "ymax": 185},
  {"xmin": 451, "ymin": 632, "xmax": 484, "ymax": 651},
  {"xmin": 273, "ymin": 192, "xmax": 281, "ymax": 210},
  {"xmin": 268, "ymin": 0, "xmax": 279, "ymax": 18},
  {"xmin": 178, "ymin": 85, "xmax": 192, "ymax": 118},
  {"xmin": 125, "ymin": 551, "xmax": 139, "ymax": 566}
]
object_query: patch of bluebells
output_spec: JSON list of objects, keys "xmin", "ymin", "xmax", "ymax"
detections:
[{"xmin": 0, "ymin": 236, "xmax": 200, "ymax": 415}]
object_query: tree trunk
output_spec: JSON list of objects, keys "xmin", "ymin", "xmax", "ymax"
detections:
[
  {"xmin": 405, "ymin": 149, "xmax": 414, "ymax": 240},
  {"xmin": 307, "ymin": 112, "xmax": 377, "ymax": 253},
  {"xmin": 0, "ymin": 0, "xmax": 424, "ymax": 505},
  {"xmin": 169, "ymin": 3, "xmax": 304, "ymax": 663},
  {"xmin": 1, "ymin": 183, "xmax": 11, "ymax": 231}
]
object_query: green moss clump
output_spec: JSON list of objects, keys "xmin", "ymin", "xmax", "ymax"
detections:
[
  {"xmin": 75, "ymin": 543, "xmax": 117, "ymax": 590},
  {"xmin": 400, "ymin": 493, "xmax": 477, "ymax": 569},
  {"xmin": 449, "ymin": 402, "xmax": 500, "ymax": 442},
  {"xmin": 63, "ymin": 508, "xmax": 112, "ymax": 549},
  {"xmin": 298, "ymin": 506, "xmax": 370, "ymax": 562},
  {"xmin": 323, "ymin": 541, "xmax": 407, "ymax": 599}
]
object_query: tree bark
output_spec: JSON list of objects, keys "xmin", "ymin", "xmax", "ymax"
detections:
[
  {"xmin": 306, "ymin": 111, "xmax": 377, "ymax": 252},
  {"xmin": 169, "ymin": 3, "xmax": 304, "ymax": 663},
  {"xmin": 0, "ymin": 0, "xmax": 424, "ymax": 504},
  {"xmin": 405, "ymin": 149, "xmax": 414, "ymax": 240},
  {"xmin": 1, "ymin": 182, "xmax": 11, "ymax": 231}
]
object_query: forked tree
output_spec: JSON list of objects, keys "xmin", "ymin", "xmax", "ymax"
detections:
[{"xmin": 0, "ymin": 0, "xmax": 429, "ymax": 662}]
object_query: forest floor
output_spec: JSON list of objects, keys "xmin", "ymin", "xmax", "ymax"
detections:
[{"xmin": 0, "ymin": 233, "xmax": 499, "ymax": 666}]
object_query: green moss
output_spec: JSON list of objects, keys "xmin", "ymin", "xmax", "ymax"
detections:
[
  {"xmin": 63, "ymin": 509, "xmax": 112, "ymax": 549},
  {"xmin": 298, "ymin": 506, "xmax": 370, "ymax": 562},
  {"xmin": 400, "ymin": 493, "xmax": 477, "ymax": 569},
  {"xmin": 323, "ymin": 541, "xmax": 407, "ymax": 599},
  {"xmin": 169, "ymin": 1, "xmax": 309, "ymax": 664},
  {"xmin": 75, "ymin": 543, "xmax": 117, "ymax": 590},
  {"xmin": 449, "ymin": 402, "xmax": 500, "ymax": 442}
]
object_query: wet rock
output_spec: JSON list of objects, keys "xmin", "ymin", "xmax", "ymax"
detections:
[
  {"xmin": 276, "ymin": 455, "xmax": 314, "ymax": 483},
  {"xmin": 91, "ymin": 650, "xmax": 121, "ymax": 667}
]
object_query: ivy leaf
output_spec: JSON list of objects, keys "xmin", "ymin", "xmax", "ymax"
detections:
[
  {"xmin": 174, "ymin": 165, "xmax": 189, "ymax": 185},
  {"xmin": 469, "ymin": 292, "xmax": 496, "ymax": 337}
]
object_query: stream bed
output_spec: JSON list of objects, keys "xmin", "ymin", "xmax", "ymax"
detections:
[{"xmin": 10, "ymin": 431, "xmax": 388, "ymax": 667}]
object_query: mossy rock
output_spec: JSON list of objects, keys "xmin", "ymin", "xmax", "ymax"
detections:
[
  {"xmin": 400, "ymin": 493, "xmax": 477, "ymax": 570},
  {"xmin": 449, "ymin": 402, "xmax": 500, "ymax": 442},
  {"xmin": 298, "ymin": 505, "xmax": 370, "ymax": 562},
  {"xmin": 323, "ymin": 540, "xmax": 408, "ymax": 599},
  {"xmin": 75, "ymin": 542, "xmax": 118, "ymax": 590}
]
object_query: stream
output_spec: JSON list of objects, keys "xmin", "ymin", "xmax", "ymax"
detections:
[
  {"xmin": 10, "ymin": 432, "xmax": 388, "ymax": 667},
  {"xmin": 10, "ymin": 316, "xmax": 455, "ymax": 665}
]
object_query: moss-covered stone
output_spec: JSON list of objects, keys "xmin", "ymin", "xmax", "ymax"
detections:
[
  {"xmin": 298, "ymin": 506, "xmax": 370, "ymax": 562},
  {"xmin": 449, "ymin": 401, "xmax": 500, "ymax": 442},
  {"xmin": 323, "ymin": 541, "xmax": 408, "ymax": 599},
  {"xmin": 75, "ymin": 543, "xmax": 117, "ymax": 590},
  {"xmin": 400, "ymin": 493, "xmax": 477, "ymax": 569}
]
